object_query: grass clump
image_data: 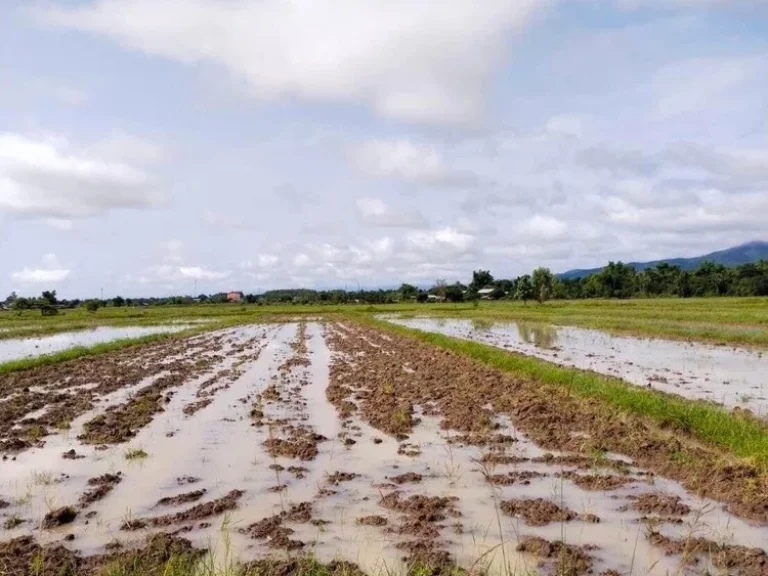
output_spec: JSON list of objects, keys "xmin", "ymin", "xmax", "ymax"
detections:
[{"xmin": 125, "ymin": 448, "xmax": 148, "ymax": 460}]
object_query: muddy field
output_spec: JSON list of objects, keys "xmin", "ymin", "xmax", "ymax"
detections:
[
  {"xmin": 389, "ymin": 317, "xmax": 768, "ymax": 417},
  {"xmin": 1, "ymin": 322, "xmax": 767, "ymax": 576}
]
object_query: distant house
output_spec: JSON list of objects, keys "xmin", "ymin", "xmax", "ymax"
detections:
[
  {"xmin": 477, "ymin": 287, "xmax": 495, "ymax": 300},
  {"xmin": 226, "ymin": 291, "xmax": 244, "ymax": 303},
  {"xmin": 427, "ymin": 294, "xmax": 446, "ymax": 302}
]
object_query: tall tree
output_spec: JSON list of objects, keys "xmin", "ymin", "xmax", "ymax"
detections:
[
  {"xmin": 41, "ymin": 290, "xmax": 57, "ymax": 306},
  {"xmin": 531, "ymin": 268, "xmax": 554, "ymax": 303},
  {"xmin": 469, "ymin": 270, "xmax": 494, "ymax": 293},
  {"xmin": 515, "ymin": 275, "xmax": 534, "ymax": 304}
]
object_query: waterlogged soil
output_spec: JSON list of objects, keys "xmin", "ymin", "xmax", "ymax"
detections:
[
  {"xmin": 0, "ymin": 325, "xmax": 194, "ymax": 363},
  {"xmin": 1, "ymin": 321, "xmax": 767, "ymax": 576},
  {"xmin": 389, "ymin": 317, "xmax": 768, "ymax": 417}
]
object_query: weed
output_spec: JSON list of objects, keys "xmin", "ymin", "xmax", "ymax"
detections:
[
  {"xmin": 125, "ymin": 447, "xmax": 148, "ymax": 460},
  {"xmin": 3, "ymin": 515, "xmax": 23, "ymax": 529}
]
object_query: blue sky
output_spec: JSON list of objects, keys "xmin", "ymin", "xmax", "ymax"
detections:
[{"xmin": 1, "ymin": 0, "xmax": 767, "ymax": 297}]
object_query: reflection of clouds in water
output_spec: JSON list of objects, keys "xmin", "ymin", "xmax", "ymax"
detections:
[{"xmin": 517, "ymin": 322, "xmax": 559, "ymax": 349}]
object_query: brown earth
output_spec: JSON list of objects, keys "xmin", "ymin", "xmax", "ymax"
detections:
[
  {"xmin": 327, "ymin": 323, "xmax": 768, "ymax": 523},
  {"xmin": 647, "ymin": 531, "xmax": 768, "ymax": 576},
  {"xmin": 78, "ymin": 473, "xmax": 122, "ymax": 508},
  {"xmin": 121, "ymin": 489, "xmax": 244, "ymax": 530},
  {"xmin": 516, "ymin": 535, "xmax": 594, "ymax": 576},
  {"xmin": 357, "ymin": 515, "xmax": 388, "ymax": 526},
  {"xmin": 557, "ymin": 471, "xmax": 633, "ymax": 491},
  {"xmin": 500, "ymin": 498, "xmax": 578, "ymax": 526},
  {"xmin": 630, "ymin": 493, "xmax": 691, "ymax": 516},
  {"xmin": 0, "ymin": 533, "xmax": 202, "ymax": 576},
  {"xmin": 42, "ymin": 506, "xmax": 78, "ymax": 529},
  {"xmin": 155, "ymin": 489, "xmax": 207, "ymax": 507},
  {"xmin": 0, "ymin": 333, "xmax": 229, "ymax": 454}
]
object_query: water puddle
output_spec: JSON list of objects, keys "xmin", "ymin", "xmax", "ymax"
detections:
[
  {"xmin": 386, "ymin": 317, "xmax": 768, "ymax": 417},
  {"xmin": 0, "ymin": 325, "xmax": 198, "ymax": 363}
]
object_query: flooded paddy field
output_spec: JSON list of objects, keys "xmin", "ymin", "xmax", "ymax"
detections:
[
  {"xmin": 0, "ymin": 325, "xmax": 199, "ymax": 363},
  {"xmin": 1, "ymin": 322, "xmax": 767, "ymax": 576},
  {"xmin": 388, "ymin": 317, "xmax": 768, "ymax": 418}
]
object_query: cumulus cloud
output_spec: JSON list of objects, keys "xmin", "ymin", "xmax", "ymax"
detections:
[
  {"xmin": 0, "ymin": 132, "xmax": 165, "ymax": 218},
  {"xmin": 406, "ymin": 227, "xmax": 475, "ymax": 254},
  {"xmin": 353, "ymin": 139, "xmax": 476, "ymax": 186},
  {"xmin": 34, "ymin": 0, "xmax": 544, "ymax": 126},
  {"xmin": 10, "ymin": 253, "xmax": 70, "ymax": 284},
  {"xmin": 11, "ymin": 268, "xmax": 70, "ymax": 283},
  {"xmin": 179, "ymin": 266, "xmax": 230, "ymax": 280},
  {"xmin": 519, "ymin": 214, "xmax": 567, "ymax": 240}
]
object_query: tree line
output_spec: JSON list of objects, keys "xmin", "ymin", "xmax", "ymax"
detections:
[{"xmin": 3, "ymin": 259, "xmax": 768, "ymax": 311}]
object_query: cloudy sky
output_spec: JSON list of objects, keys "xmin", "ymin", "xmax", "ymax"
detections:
[{"xmin": 1, "ymin": 0, "xmax": 767, "ymax": 298}]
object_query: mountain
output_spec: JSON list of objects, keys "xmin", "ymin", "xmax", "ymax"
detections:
[{"xmin": 559, "ymin": 241, "xmax": 768, "ymax": 280}]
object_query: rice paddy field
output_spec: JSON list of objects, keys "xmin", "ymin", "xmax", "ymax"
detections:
[{"xmin": 1, "ymin": 299, "xmax": 767, "ymax": 576}]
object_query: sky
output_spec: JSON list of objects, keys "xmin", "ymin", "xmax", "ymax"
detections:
[{"xmin": 1, "ymin": 0, "xmax": 767, "ymax": 298}]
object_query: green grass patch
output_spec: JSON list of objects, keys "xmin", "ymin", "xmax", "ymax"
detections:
[
  {"xmin": 124, "ymin": 447, "xmax": 148, "ymax": 460},
  {"xmin": 362, "ymin": 316, "xmax": 768, "ymax": 464}
]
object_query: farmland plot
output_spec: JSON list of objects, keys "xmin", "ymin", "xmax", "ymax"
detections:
[{"xmin": 1, "ymin": 322, "xmax": 767, "ymax": 576}]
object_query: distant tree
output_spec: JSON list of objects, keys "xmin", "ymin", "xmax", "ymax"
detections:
[
  {"xmin": 416, "ymin": 292, "xmax": 428, "ymax": 303},
  {"xmin": 444, "ymin": 284, "xmax": 464, "ymax": 302},
  {"xmin": 515, "ymin": 275, "xmax": 534, "ymax": 304},
  {"xmin": 434, "ymin": 279, "xmax": 447, "ymax": 300},
  {"xmin": 84, "ymin": 299, "xmax": 101, "ymax": 313},
  {"xmin": 41, "ymin": 290, "xmax": 57, "ymax": 306},
  {"xmin": 469, "ymin": 270, "xmax": 494, "ymax": 293},
  {"xmin": 398, "ymin": 284, "xmax": 418, "ymax": 300},
  {"xmin": 677, "ymin": 271, "xmax": 693, "ymax": 298},
  {"xmin": 531, "ymin": 268, "xmax": 554, "ymax": 303},
  {"xmin": 245, "ymin": 293, "xmax": 258, "ymax": 304},
  {"xmin": 197, "ymin": 294, "xmax": 209, "ymax": 302},
  {"xmin": 4, "ymin": 291, "xmax": 18, "ymax": 305},
  {"xmin": 112, "ymin": 296, "xmax": 125, "ymax": 307}
]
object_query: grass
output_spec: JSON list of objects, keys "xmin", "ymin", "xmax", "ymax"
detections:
[
  {"xmin": 361, "ymin": 316, "xmax": 768, "ymax": 464},
  {"xmin": 124, "ymin": 447, "xmax": 148, "ymax": 460}
]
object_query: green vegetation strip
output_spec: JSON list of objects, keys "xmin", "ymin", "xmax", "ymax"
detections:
[{"xmin": 361, "ymin": 316, "xmax": 768, "ymax": 464}]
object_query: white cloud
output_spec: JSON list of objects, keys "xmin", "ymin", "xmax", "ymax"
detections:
[
  {"xmin": 11, "ymin": 268, "xmax": 71, "ymax": 283},
  {"xmin": 0, "ymin": 132, "xmax": 165, "ymax": 218},
  {"xmin": 519, "ymin": 214, "xmax": 567, "ymax": 240},
  {"xmin": 353, "ymin": 139, "xmax": 476, "ymax": 186},
  {"xmin": 293, "ymin": 253, "xmax": 311, "ymax": 268},
  {"xmin": 258, "ymin": 254, "xmax": 279, "ymax": 268},
  {"xmin": 35, "ymin": 0, "xmax": 544, "ymax": 127},
  {"xmin": 406, "ymin": 226, "xmax": 475, "ymax": 253},
  {"xmin": 44, "ymin": 218, "xmax": 74, "ymax": 231},
  {"xmin": 356, "ymin": 197, "xmax": 425, "ymax": 227},
  {"xmin": 178, "ymin": 266, "xmax": 230, "ymax": 280},
  {"xmin": 10, "ymin": 253, "xmax": 70, "ymax": 284}
]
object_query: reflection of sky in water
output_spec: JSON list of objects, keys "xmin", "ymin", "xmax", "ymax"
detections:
[
  {"xmin": 387, "ymin": 317, "xmax": 768, "ymax": 416},
  {"xmin": 0, "ymin": 325, "xmax": 191, "ymax": 363}
]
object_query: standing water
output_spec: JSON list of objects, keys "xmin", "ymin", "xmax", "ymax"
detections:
[
  {"xmin": 0, "ymin": 325, "xmax": 194, "ymax": 363},
  {"xmin": 385, "ymin": 317, "xmax": 768, "ymax": 417}
]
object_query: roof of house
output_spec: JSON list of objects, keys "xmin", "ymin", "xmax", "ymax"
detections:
[{"xmin": 477, "ymin": 287, "xmax": 495, "ymax": 294}]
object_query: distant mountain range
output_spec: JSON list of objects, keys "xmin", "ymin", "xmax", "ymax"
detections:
[{"xmin": 559, "ymin": 241, "xmax": 768, "ymax": 280}]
